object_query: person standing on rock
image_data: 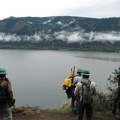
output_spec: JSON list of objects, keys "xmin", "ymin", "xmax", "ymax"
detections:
[{"xmin": 0, "ymin": 68, "xmax": 15, "ymax": 120}]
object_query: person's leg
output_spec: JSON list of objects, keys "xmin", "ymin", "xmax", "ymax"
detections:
[
  {"xmin": 78, "ymin": 104, "xmax": 84, "ymax": 120},
  {"xmin": 112, "ymin": 97, "xmax": 119, "ymax": 115},
  {"xmin": 71, "ymin": 95, "xmax": 75, "ymax": 112},
  {"xmin": 3, "ymin": 107, "xmax": 12, "ymax": 120},
  {"xmin": 86, "ymin": 104, "xmax": 93, "ymax": 120},
  {"xmin": 0, "ymin": 110, "xmax": 3, "ymax": 120},
  {"xmin": 118, "ymin": 101, "xmax": 120, "ymax": 118}
]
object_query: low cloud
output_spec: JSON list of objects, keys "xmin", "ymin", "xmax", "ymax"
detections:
[
  {"xmin": 93, "ymin": 31, "xmax": 120, "ymax": 41},
  {"xmin": 0, "ymin": 33, "xmax": 21, "ymax": 41},
  {"xmin": 0, "ymin": 30, "xmax": 120, "ymax": 43},
  {"xmin": 54, "ymin": 30, "xmax": 120, "ymax": 43}
]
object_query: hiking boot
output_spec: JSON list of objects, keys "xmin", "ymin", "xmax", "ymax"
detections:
[{"xmin": 112, "ymin": 109, "xmax": 116, "ymax": 115}]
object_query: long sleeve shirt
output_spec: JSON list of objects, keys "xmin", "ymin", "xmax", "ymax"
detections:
[
  {"xmin": 0, "ymin": 78, "xmax": 14, "ymax": 103},
  {"xmin": 73, "ymin": 75, "xmax": 82, "ymax": 85}
]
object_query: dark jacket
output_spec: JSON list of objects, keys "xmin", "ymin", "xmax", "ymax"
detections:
[
  {"xmin": 117, "ymin": 74, "xmax": 120, "ymax": 97},
  {"xmin": 0, "ymin": 77, "xmax": 14, "ymax": 108}
]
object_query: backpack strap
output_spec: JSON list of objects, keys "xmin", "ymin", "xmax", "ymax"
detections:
[
  {"xmin": 81, "ymin": 81, "xmax": 85, "ymax": 97},
  {"xmin": 0, "ymin": 79, "xmax": 8, "ymax": 95}
]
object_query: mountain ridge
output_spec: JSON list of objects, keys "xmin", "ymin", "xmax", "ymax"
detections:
[
  {"xmin": 1, "ymin": 16, "xmax": 120, "ymax": 35},
  {"xmin": 0, "ymin": 16, "xmax": 120, "ymax": 51}
]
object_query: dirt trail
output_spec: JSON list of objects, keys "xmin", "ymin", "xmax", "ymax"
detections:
[{"xmin": 13, "ymin": 109, "xmax": 117, "ymax": 120}]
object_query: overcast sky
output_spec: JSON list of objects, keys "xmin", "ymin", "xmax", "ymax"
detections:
[{"xmin": 0, "ymin": 0, "xmax": 120, "ymax": 20}]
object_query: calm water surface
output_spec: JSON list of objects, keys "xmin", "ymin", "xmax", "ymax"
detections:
[{"xmin": 0, "ymin": 49, "xmax": 120, "ymax": 109}]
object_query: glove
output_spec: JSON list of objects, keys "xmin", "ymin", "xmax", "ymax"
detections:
[{"xmin": 11, "ymin": 99, "xmax": 15, "ymax": 106}]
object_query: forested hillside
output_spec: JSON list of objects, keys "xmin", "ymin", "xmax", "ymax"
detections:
[{"xmin": 0, "ymin": 16, "xmax": 120, "ymax": 51}]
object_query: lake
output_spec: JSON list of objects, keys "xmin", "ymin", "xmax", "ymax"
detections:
[{"xmin": 0, "ymin": 49, "xmax": 120, "ymax": 109}]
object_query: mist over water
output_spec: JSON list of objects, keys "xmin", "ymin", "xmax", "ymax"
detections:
[{"xmin": 0, "ymin": 49, "xmax": 120, "ymax": 109}]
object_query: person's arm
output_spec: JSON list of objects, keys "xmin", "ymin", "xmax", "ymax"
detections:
[
  {"xmin": 117, "ymin": 75, "xmax": 120, "ymax": 97},
  {"xmin": 74, "ymin": 82, "xmax": 81, "ymax": 96},
  {"xmin": 91, "ymin": 82, "xmax": 97, "ymax": 95},
  {"xmin": 7, "ymin": 81, "xmax": 15, "ymax": 106}
]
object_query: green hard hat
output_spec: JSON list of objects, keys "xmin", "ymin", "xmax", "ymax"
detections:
[
  {"xmin": 77, "ymin": 68, "xmax": 82, "ymax": 73},
  {"xmin": 82, "ymin": 69, "xmax": 90, "ymax": 76},
  {"xmin": 0, "ymin": 68, "xmax": 7, "ymax": 74}
]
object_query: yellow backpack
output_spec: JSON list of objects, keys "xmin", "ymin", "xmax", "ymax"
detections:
[{"xmin": 61, "ymin": 67, "xmax": 75, "ymax": 90}]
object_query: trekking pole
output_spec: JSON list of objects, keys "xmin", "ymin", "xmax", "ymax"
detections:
[
  {"xmin": 74, "ymin": 66, "xmax": 75, "ymax": 71},
  {"xmin": 73, "ymin": 66, "xmax": 75, "ymax": 76}
]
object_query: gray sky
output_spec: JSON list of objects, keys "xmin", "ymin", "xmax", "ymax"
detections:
[{"xmin": 0, "ymin": 0, "xmax": 120, "ymax": 20}]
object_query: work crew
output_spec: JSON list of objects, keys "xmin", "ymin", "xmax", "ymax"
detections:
[
  {"xmin": 0, "ymin": 68, "xmax": 15, "ymax": 120},
  {"xmin": 74, "ymin": 69, "xmax": 97, "ymax": 120}
]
